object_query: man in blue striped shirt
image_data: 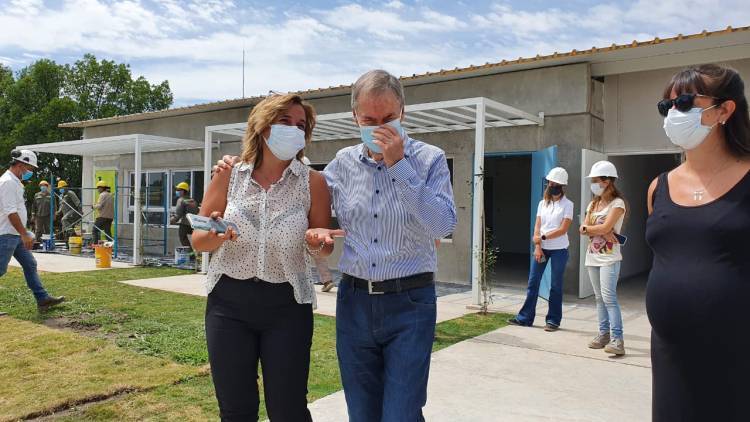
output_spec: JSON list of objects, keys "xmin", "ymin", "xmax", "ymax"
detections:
[
  {"xmin": 309, "ymin": 69, "xmax": 456, "ymax": 421},
  {"xmin": 214, "ymin": 70, "xmax": 456, "ymax": 421}
]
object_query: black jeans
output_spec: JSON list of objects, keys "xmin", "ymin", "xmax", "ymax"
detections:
[
  {"xmin": 94, "ymin": 217, "xmax": 113, "ymax": 241},
  {"xmin": 206, "ymin": 275, "xmax": 313, "ymax": 422}
]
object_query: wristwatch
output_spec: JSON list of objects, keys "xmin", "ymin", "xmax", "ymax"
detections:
[
  {"xmin": 582, "ymin": 226, "xmax": 588, "ymax": 233},
  {"xmin": 541, "ymin": 235, "xmax": 547, "ymax": 241}
]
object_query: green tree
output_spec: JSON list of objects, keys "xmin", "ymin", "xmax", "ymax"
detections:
[{"xmin": 0, "ymin": 54, "xmax": 172, "ymax": 201}]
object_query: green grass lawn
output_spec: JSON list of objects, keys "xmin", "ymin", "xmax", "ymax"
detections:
[{"xmin": 0, "ymin": 266, "xmax": 509, "ymax": 420}]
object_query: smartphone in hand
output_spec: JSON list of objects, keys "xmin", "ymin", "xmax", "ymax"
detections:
[
  {"xmin": 613, "ymin": 232, "xmax": 627, "ymax": 246},
  {"xmin": 186, "ymin": 214, "xmax": 240, "ymax": 235}
]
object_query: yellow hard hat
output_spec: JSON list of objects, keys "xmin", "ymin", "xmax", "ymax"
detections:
[
  {"xmin": 96, "ymin": 180, "xmax": 109, "ymax": 188},
  {"xmin": 39, "ymin": 180, "xmax": 49, "ymax": 186},
  {"xmin": 175, "ymin": 182, "xmax": 189, "ymax": 192},
  {"xmin": 57, "ymin": 180, "xmax": 68, "ymax": 188}
]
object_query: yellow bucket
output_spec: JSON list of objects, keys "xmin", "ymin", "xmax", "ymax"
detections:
[
  {"xmin": 94, "ymin": 244, "xmax": 112, "ymax": 268},
  {"xmin": 68, "ymin": 236, "xmax": 82, "ymax": 255}
]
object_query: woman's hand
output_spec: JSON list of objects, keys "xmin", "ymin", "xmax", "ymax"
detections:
[
  {"xmin": 532, "ymin": 234, "xmax": 542, "ymax": 244},
  {"xmin": 534, "ymin": 245, "xmax": 544, "ymax": 263},
  {"xmin": 579, "ymin": 225, "xmax": 587, "ymax": 235},
  {"xmin": 603, "ymin": 231, "xmax": 618, "ymax": 244},
  {"xmin": 209, "ymin": 211, "xmax": 239, "ymax": 242}
]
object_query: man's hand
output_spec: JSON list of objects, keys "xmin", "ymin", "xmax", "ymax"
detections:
[
  {"xmin": 305, "ymin": 228, "xmax": 345, "ymax": 248},
  {"xmin": 372, "ymin": 124, "xmax": 405, "ymax": 168},
  {"xmin": 212, "ymin": 155, "xmax": 240, "ymax": 178},
  {"xmin": 21, "ymin": 233, "xmax": 34, "ymax": 250}
]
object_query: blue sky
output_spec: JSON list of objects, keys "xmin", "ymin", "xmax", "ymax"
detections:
[{"xmin": 1, "ymin": 0, "xmax": 748, "ymax": 107}]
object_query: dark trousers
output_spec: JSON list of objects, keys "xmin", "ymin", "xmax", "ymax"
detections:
[
  {"xmin": 34, "ymin": 215, "xmax": 51, "ymax": 240},
  {"xmin": 178, "ymin": 224, "xmax": 193, "ymax": 250},
  {"xmin": 206, "ymin": 275, "xmax": 313, "ymax": 422},
  {"xmin": 94, "ymin": 217, "xmax": 113, "ymax": 241},
  {"xmin": 336, "ymin": 275, "xmax": 437, "ymax": 422}
]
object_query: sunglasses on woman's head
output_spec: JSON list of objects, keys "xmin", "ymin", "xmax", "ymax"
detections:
[{"xmin": 657, "ymin": 93, "xmax": 722, "ymax": 117}]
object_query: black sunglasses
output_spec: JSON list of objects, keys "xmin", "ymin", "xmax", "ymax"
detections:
[{"xmin": 657, "ymin": 93, "xmax": 722, "ymax": 117}]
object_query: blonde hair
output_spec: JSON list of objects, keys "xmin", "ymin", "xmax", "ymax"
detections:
[{"xmin": 240, "ymin": 94, "xmax": 316, "ymax": 166}]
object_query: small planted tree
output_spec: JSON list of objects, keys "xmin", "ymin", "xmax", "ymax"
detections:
[{"xmin": 479, "ymin": 225, "xmax": 500, "ymax": 315}]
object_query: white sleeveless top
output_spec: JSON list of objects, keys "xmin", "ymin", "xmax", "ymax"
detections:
[{"xmin": 205, "ymin": 158, "xmax": 316, "ymax": 305}]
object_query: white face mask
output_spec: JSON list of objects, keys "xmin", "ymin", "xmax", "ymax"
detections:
[
  {"xmin": 663, "ymin": 106, "xmax": 717, "ymax": 150},
  {"xmin": 590, "ymin": 183, "xmax": 605, "ymax": 197},
  {"xmin": 265, "ymin": 124, "xmax": 306, "ymax": 161}
]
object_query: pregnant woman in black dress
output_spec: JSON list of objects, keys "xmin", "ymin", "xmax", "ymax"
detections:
[{"xmin": 646, "ymin": 64, "xmax": 750, "ymax": 422}]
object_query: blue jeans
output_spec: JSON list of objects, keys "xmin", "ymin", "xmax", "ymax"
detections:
[
  {"xmin": 0, "ymin": 234, "xmax": 49, "ymax": 301},
  {"xmin": 336, "ymin": 276, "xmax": 436, "ymax": 422},
  {"xmin": 587, "ymin": 262, "xmax": 623, "ymax": 339},
  {"xmin": 516, "ymin": 248, "xmax": 569, "ymax": 327}
]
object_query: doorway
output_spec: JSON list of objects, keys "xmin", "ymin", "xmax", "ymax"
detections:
[{"xmin": 484, "ymin": 155, "xmax": 532, "ymax": 288}]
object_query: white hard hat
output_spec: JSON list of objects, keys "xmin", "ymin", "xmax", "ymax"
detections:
[
  {"xmin": 301, "ymin": 156, "xmax": 311, "ymax": 166},
  {"xmin": 546, "ymin": 167, "xmax": 568, "ymax": 185},
  {"xmin": 12, "ymin": 149, "xmax": 38, "ymax": 168},
  {"xmin": 586, "ymin": 160, "xmax": 618, "ymax": 178}
]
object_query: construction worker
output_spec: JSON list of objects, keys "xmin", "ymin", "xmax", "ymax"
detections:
[
  {"xmin": 170, "ymin": 182, "xmax": 199, "ymax": 251},
  {"xmin": 32, "ymin": 180, "xmax": 52, "ymax": 242},
  {"xmin": 0, "ymin": 150, "xmax": 65, "ymax": 314},
  {"xmin": 55, "ymin": 180, "xmax": 81, "ymax": 243},
  {"xmin": 92, "ymin": 180, "xmax": 114, "ymax": 242}
]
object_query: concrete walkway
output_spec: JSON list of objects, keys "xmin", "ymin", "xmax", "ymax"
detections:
[
  {"xmin": 10, "ymin": 251, "xmax": 131, "ymax": 272},
  {"xmin": 309, "ymin": 288, "xmax": 651, "ymax": 421}
]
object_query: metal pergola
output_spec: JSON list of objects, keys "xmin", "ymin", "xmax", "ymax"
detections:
[
  {"xmin": 205, "ymin": 97, "xmax": 544, "ymax": 304},
  {"xmin": 20, "ymin": 134, "xmax": 212, "ymax": 266}
]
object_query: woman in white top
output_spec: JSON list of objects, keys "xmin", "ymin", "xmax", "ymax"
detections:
[
  {"xmin": 509, "ymin": 167, "xmax": 574, "ymax": 331},
  {"xmin": 193, "ymin": 94, "xmax": 334, "ymax": 422},
  {"xmin": 580, "ymin": 160, "xmax": 627, "ymax": 355}
]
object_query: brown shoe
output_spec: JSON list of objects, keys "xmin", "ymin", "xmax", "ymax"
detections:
[
  {"xmin": 37, "ymin": 296, "xmax": 65, "ymax": 311},
  {"xmin": 588, "ymin": 333, "xmax": 610, "ymax": 349},
  {"xmin": 544, "ymin": 323, "xmax": 559, "ymax": 332},
  {"xmin": 321, "ymin": 281, "xmax": 335, "ymax": 293},
  {"xmin": 604, "ymin": 338, "xmax": 626, "ymax": 355}
]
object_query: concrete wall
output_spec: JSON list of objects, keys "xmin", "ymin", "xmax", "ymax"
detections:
[
  {"xmin": 609, "ymin": 154, "xmax": 681, "ymax": 279},
  {"xmin": 603, "ymin": 58, "xmax": 750, "ymax": 153}
]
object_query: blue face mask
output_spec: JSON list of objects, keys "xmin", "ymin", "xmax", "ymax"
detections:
[
  {"xmin": 22, "ymin": 170, "xmax": 33, "ymax": 181},
  {"xmin": 40, "ymin": 186, "xmax": 48, "ymax": 193},
  {"xmin": 359, "ymin": 118, "xmax": 406, "ymax": 154},
  {"xmin": 59, "ymin": 188, "xmax": 66, "ymax": 194},
  {"xmin": 266, "ymin": 124, "xmax": 306, "ymax": 161}
]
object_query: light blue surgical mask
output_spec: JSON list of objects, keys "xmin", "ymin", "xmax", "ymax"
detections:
[
  {"xmin": 266, "ymin": 124, "xmax": 306, "ymax": 161},
  {"xmin": 359, "ymin": 118, "xmax": 406, "ymax": 154},
  {"xmin": 59, "ymin": 188, "xmax": 66, "ymax": 194},
  {"xmin": 22, "ymin": 170, "xmax": 33, "ymax": 181},
  {"xmin": 40, "ymin": 186, "xmax": 48, "ymax": 193}
]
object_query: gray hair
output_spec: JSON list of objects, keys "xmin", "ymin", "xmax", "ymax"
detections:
[{"xmin": 351, "ymin": 69, "xmax": 405, "ymax": 111}]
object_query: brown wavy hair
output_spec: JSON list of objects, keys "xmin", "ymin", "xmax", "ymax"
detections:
[
  {"xmin": 240, "ymin": 94, "xmax": 316, "ymax": 167},
  {"xmin": 588, "ymin": 177, "xmax": 627, "ymax": 224},
  {"xmin": 663, "ymin": 64, "xmax": 750, "ymax": 157}
]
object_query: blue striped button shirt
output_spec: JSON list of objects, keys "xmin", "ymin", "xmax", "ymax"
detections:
[{"xmin": 323, "ymin": 137, "xmax": 457, "ymax": 281}]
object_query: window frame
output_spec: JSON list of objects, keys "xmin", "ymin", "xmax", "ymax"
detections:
[{"xmin": 125, "ymin": 168, "xmax": 204, "ymax": 227}]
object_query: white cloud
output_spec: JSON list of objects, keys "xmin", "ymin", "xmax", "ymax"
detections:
[
  {"xmin": 0, "ymin": 0, "xmax": 745, "ymax": 105},
  {"xmin": 385, "ymin": 0, "xmax": 405, "ymax": 9}
]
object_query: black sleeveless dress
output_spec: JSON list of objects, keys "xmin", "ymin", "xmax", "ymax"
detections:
[{"xmin": 646, "ymin": 170, "xmax": 750, "ymax": 422}]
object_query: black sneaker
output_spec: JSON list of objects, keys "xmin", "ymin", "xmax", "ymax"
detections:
[
  {"xmin": 507, "ymin": 317, "xmax": 529, "ymax": 327},
  {"xmin": 0, "ymin": 311, "xmax": 7, "ymax": 317},
  {"xmin": 37, "ymin": 296, "xmax": 65, "ymax": 311},
  {"xmin": 544, "ymin": 323, "xmax": 559, "ymax": 332}
]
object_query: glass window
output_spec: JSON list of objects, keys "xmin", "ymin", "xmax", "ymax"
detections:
[
  {"xmin": 148, "ymin": 172, "xmax": 166, "ymax": 208},
  {"xmin": 192, "ymin": 171, "xmax": 205, "ymax": 204}
]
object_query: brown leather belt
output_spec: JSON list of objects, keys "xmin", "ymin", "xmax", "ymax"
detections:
[{"xmin": 342, "ymin": 272, "xmax": 434, "ymax": 295}]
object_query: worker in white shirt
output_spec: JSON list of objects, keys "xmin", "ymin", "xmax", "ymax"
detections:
[{"xmin": 0, "ymin": 150, "xmax": 65, "ymax": 315}]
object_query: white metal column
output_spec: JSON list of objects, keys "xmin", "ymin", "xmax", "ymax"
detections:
[
  {"xmin": 133, "ymin": 135, "xmax": 143, "ymax": 265},
  {"xmin": 471, "ymin": 99, "xmax": 486, "ymax": 305},
  {"xmin": 201, "ymin": 128, "xmax": 212, "ymax": 274}
]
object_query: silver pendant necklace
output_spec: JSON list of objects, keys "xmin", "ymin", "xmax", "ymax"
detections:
[{"xmin": 691, "ymin": 158, "xmax": 734, "ymax": 202}]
